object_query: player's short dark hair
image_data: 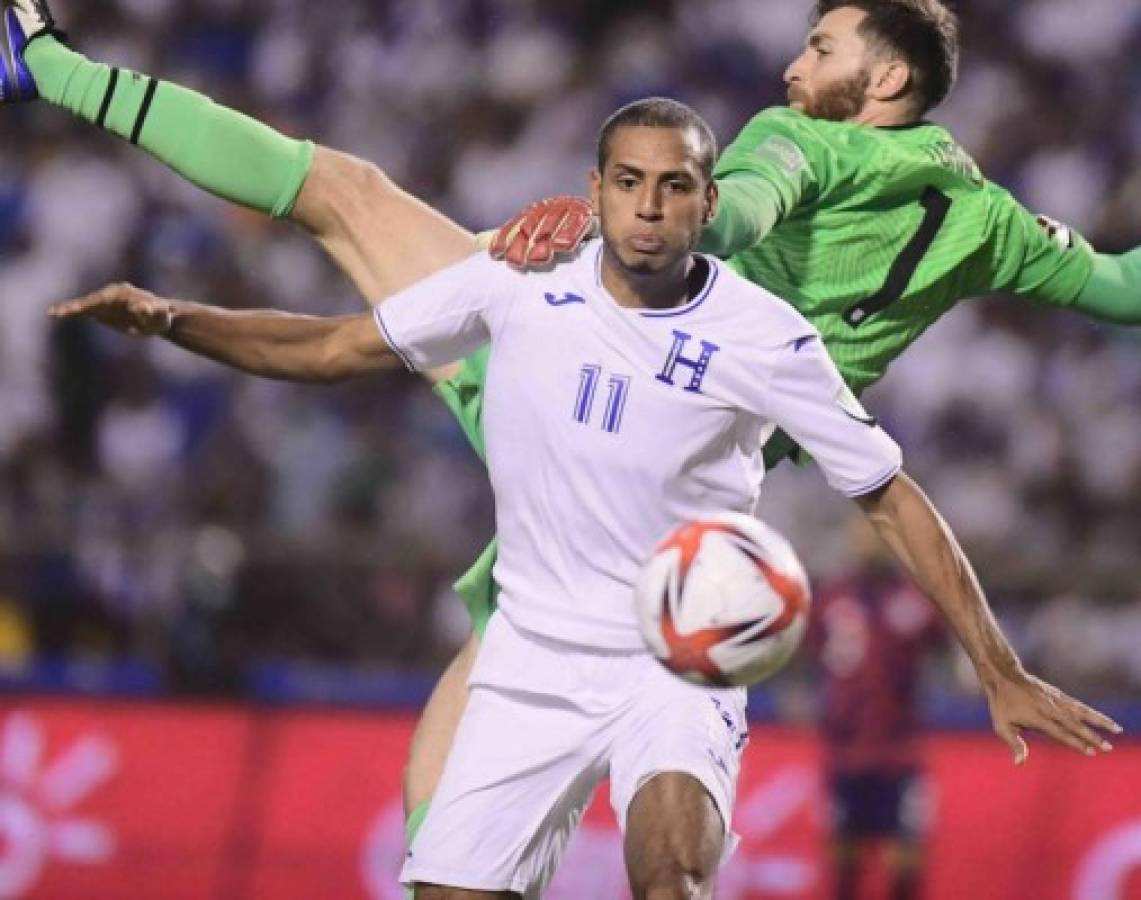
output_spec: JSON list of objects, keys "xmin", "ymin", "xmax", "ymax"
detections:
[
  {"xmin": 814, "ymin": 0, "xmax": 960, "ymax": 115},
  {"xmin": 597, "ymin": 98, "xmax": 718, "ymax": 182}
]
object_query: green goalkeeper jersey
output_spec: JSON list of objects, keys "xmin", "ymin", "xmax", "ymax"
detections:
[{"xmin": 709, "ymin": 108, "xmax": 1095, "ymax": 393}]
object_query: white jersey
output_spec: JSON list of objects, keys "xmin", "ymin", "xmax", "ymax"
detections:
[{"xmin": 377, "ymin": 240, "xmax": 902, "ymax": 650}]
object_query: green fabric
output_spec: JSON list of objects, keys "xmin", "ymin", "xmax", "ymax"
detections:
[
  {"xmin": 451, "ymin": 538, "xmax": 498, "ymax": 638},
  {"xmin": 403, "ymin": 799, "xmax": 431, "ymax": 899},
  {"xmin": 1072, "ymin": 249, "xmax": 1141, "ymax": 325},
  {"xmin": 432, "ymin": 346, "xmax": 490, "ymax": 462},
  {"xmin": 714, "ymin": 108, "xmax": 1095, "ymax": 394},
  {"xmin": 433, "ymin": 347, "xmax": 498, "ymax": 636},
  {"xmin": 762, "ymin": 429, "xmax": 803, "ymax": 469},
  {"xmin": 698, "ymin": 172, "xmax": 786, "ymax": 258},
  {"xmin": 25, "ymin": 36, "xmax": 313, "ymax": 218}
]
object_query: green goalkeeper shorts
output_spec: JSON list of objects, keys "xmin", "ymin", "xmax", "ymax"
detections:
[{"xmin": 434, "ymin": 345, "xmax": 801, "ymax": 640}]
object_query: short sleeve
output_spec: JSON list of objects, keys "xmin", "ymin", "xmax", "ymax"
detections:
[
  {"xmin": 375, "ymin": 252, "xmax": 515, "ymax": 372},
  {"xmin": 761, "ymin": 335, "xmax": 902, "ymax": 497},
  {"xmin": 988, "ymin": 188, "xmax": 1095, "ymax": 307},
  {"xmin": 713, "ymin": 108, "xmax": 824, "ymax": 214}
]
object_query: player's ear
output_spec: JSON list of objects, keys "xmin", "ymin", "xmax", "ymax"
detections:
[
  {"xmin": 589, "ymin": 168, "xmax": 602, "ymax": 215},
  {"xmin": 703, "ymin": 178, "xmax": 719, "ymax": 226},
  {"xmin": 868, "ymin": 58, "xmax": 911, "ymax": 103}
]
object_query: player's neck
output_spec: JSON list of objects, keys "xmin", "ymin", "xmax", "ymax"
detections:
[
  {"xmin": 850, "ymin": 100, "xmax": 918, "ymax": 128},
  {"xmin": 600, "ymin": 248, "xmax": 696, "ymax": 311}
]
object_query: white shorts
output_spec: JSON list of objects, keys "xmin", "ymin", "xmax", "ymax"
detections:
[{"xmin": 400, "ymin": 612, "xmax": 748, "ymax": 896}]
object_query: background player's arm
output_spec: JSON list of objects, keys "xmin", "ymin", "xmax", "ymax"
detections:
[
  {"xmin": 855, "ymin": 473, "xmax": 1121, "ymax": 762},
  {"xmin": 49, "ymin": 284, "xmax": 394, "ymax": 383}
]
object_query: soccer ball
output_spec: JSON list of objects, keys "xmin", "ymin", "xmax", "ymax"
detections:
[{"xmin": 636, "ymin": 512, "xmax": 811, "ymax": 688}]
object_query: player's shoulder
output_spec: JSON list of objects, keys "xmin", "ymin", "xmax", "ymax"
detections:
[
  {"xmin": 704, "ymin": 256, "xmax": 818, "ymax": 346},
  {"xmin": 733, "ymin": 106, "xmax": 832, "ymax": 151},
  {"xmin": 482, "ymin": 238, "xmax": 599, "ymax": 288}
]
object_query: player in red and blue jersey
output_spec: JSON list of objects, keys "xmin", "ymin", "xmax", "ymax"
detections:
[{"xmin": 809, "ymin": 534, "xmax": 947, "ymax": 900}]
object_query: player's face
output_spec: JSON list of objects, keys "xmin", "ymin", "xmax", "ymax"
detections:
[
  {"xmin": 591, "ymin": 125, "xmax": 716, "ymax": 277},
  {"xmin": 784, "ymin": 7, "xmax": 876, "ymax": 121}
]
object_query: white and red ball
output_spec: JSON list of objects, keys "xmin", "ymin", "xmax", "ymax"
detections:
[{"xmin": 636, "ymin": 512, "xmax": 811, "ymax": 687}]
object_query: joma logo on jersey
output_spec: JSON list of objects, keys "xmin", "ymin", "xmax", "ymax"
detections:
[
  {"xmin": 656, "ymin": 330, "xmax": 720, "ymax": 394},
  {"xmin": 545, "ymin": 291, "xmax": 586, "ymax": 306}
]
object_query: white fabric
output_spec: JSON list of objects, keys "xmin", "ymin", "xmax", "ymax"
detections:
[
  {"xmin": 377, "ymin": 240, "xmax": 902, "ymax": 651},
  {"xmin": 400, "ymin": 612, "xmax": 747, "ymax": 896}
]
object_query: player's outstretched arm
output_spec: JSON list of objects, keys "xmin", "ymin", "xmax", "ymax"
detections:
[
  {"xmin": 855, "ymin": 471, "xmax": 1123, "ymax": 764},
  {"xmin": 48, "ymin": 283, "xmax": 395, "ymax": 383}
]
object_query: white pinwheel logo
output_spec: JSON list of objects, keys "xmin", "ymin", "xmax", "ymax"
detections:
[{"xmin": 0, "ymin": 711, "xmax": 117, "ymax": 897}]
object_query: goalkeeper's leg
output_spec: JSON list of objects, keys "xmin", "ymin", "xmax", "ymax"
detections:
[
  {"xmin": 293, "ymin": 147, "xmax": 477, "ymax": 307},
  {"xmin": 9, "ymin": 6, "xmax": 476, "ymax": 312},
  {"xmin": 404, "ymin": 633, "xmax": 478, "ymax": 817}
]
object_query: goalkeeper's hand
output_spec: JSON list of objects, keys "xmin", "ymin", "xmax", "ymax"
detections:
[{"xmin": 489, "ymin": 195, "xmax": 595, "ymax": 269}]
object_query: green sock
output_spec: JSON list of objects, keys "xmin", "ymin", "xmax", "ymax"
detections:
[
  {"xmin": 404, "ymin": 800, "xmax": 432, "ymax": 900},
  {"xmin": 24, "ymin": 36, "xmax": 314, "ymax": 218}
]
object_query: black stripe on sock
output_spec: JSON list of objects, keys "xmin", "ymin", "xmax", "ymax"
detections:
[
  {"xmin": 129, "ymin": 77, "xmax": 159, "ymax": 145},
  {"xmin": 95, "ymin": 68, "xmax": 120, "ymax": 128}
]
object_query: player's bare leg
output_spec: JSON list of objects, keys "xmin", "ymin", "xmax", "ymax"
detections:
[
  {"xmin": 291, "ymin": 147, "xmax": 478, "ymax": 309},
  {"xmin": 624, "ymin": 772, "xmax": 723, "ymax": 900},
  {"xmin": 403, "ymin": 631, "xmax": 479, "ymax": 814},
  {"xmin": 413, "ymin": 876, "xmax": 519, "ymax": 900}
]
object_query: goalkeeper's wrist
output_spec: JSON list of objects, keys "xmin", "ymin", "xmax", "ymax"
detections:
[{"xmin": 473, "ymin": 229, "xmax": 497, "ymax": 252}]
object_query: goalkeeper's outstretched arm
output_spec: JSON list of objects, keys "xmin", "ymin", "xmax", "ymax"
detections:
[
  {"xmin": 1072, "ymin": 248, "xmax": 1141, "ymax": 325},
  {"xmin": 48, "ymin": 283, "xmax": 396, "ymax": 384}
]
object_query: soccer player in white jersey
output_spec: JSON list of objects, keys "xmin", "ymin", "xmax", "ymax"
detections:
[{"xmin": 51, "ymin": 99, "xmax": 1119, "ymax": 899}]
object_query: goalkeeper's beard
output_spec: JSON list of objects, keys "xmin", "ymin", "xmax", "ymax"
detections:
[{"xmin": 797, "ymin": 68, "xmax": 872, "ymax": 122}]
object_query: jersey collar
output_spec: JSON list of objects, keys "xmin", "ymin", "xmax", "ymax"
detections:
[{"xmin": 592, "ymin": 243, "xmax": 720, "ymax": 318}]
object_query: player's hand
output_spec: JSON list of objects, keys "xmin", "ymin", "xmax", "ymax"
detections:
[
  {"xmin": 489, "ymin": 195, "xmax": 595, "ymax": 269},
  {"xmin": 984, "ymin": 668, "xmax": 1122, "ymax": 765},
  {"xmin": 49, "ymin": 283, "xmax": 175, "ymax": 337}
]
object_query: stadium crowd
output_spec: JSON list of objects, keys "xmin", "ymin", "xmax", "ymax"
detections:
[{"xmin": 0, "ymin": 0, "xmax": 1138, "ymax": 700}]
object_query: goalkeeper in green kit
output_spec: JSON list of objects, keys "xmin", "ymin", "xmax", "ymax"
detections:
[{"xmin": 5, "ymin": 0, "xmax": 1140, "ymax": 856}]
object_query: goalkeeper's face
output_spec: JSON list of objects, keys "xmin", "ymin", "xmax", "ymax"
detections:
[
  {"xmin": 785, "ymin": 7, "xmax": 877, "ymax": 122},
  {"xmin": 591, "ymin": 125, "xmax": 717, "ymax": 278}
]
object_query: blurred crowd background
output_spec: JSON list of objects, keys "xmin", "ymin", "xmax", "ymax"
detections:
[{"xmin": 0, "ymin": 0, "xmax": 1139, "ymax": 707}]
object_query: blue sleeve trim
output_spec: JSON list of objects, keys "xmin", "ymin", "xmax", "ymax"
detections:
[
  {"xmin": 846, "ymin": 463, "xmax": 902, "ymax": 499},
  {"xmin": 373, "ymin": 307, "xmax": 418, "ymax": 373}
]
